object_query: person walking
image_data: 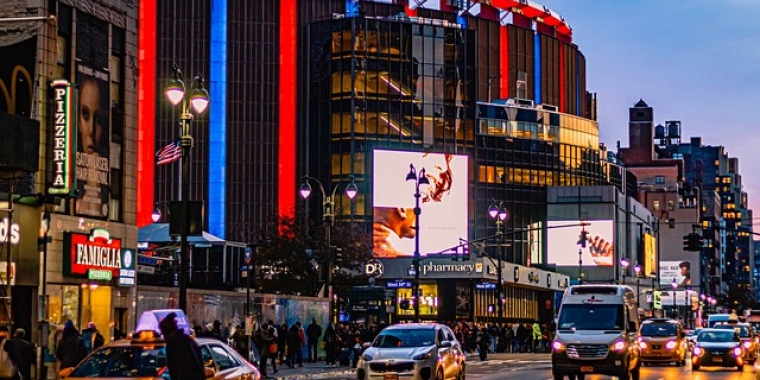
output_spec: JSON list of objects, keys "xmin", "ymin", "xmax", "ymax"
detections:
[
  {"xmin": 532, "ymin": 321, "xmax": 543, "ymax": 353},
  {"xmin": 9, "ymin": 329, "xmax": 35, "ymax": 380},
  {"xmin": 158, "ymin": 312, "xmax": 205, "ymax": 380},
  {"xmin": 0, "ymin": 326, "xmax": 18, "ymax": 380},
  {"xmin": 258, "ymin": 321, "xmax": 279, "ymax": 377},
  {"xmin": 322, "ymin": 322, "xmax": 337, "ymax": 368},
  {"xmin": 475, "ymin": 323, "xmax": 488, "ymax": 361},
  {"xmin": 231, "ymin": 325, "xmax": 248, "ymax": 359},
  {"xmin": 81, "ymin": 322, "xmax": 105, "ymax": 354},
  {"xmin": 285, "ymin": 324, "xmax": 300, "ymax": 368},
  {"xmin": 306, "ymin": 318, "xmax": 322, "ymax": 363},
  {"xmin": 56, "ymin": 321, "xmax": 87, "ymax": 370}
]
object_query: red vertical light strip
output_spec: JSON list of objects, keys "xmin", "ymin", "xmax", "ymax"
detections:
[
  {"xmin": 279, "ymin": 0, "xmax": 297, "ymax": 218},
  {"xmin": 137, "ymin": 0, "xmax": 156, "ymax": 227},
  {"xmin": 500, "ymin": 25, "xmax": 509, "ymax": 99},
  {"xmin": 559, "ymin": 44, "xmax": 565, "ymax": 113}
]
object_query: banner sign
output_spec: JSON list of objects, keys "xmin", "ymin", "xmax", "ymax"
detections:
[
  {"xmin": 64, "ymin": 229, "xmax": 134, "ymax": 286},
  {"xmin": 49, "ymin": 79, "xmax": 76, "ymax": 196}
]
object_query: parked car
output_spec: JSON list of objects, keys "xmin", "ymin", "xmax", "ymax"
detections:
[
  {"xmin": 638, "ymin": 318, "xmax": 688, "ymax": 366},
  {"xmin": 356, "ymin": 323, "xmax": 465, "ymax": 380},
  {"xmin": 691, "ymin": 328, "xmax": 745, "ymax": 371}
]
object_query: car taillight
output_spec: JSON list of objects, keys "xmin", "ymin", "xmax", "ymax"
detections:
[{"xmin": 665, "ymin": 341, "xmax": 677, "ymax": 350}]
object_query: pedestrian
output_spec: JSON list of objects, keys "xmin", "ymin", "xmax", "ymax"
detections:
[
  {"xmin": 475, "ymin": 323, "xmax": 488, "ymax": 361},
  {"xmin": 277, "ymin": 323, "xmax": 288, "ymax": 363},
  {"xmin": 0, "ymin": 326, "xmax": 18, "ymax": 380},
  {"xmin": 295, "ymin": 321, "xmax": 305, "ymax": 367},
  {"xmin": 285, "ymin": 324, "xmax": 300, "ymax": 368},
  {"xmin": 503, "ymin": 323, "xmax": 514, "ymax": 353},
  {"xmin": 532, "ymin": 321, "xmax": 542, "ymax": 353},
  {"xmin": 158, "ymin": 312, "xmax": 205, "ymax": 380},
  {"xmin": 56, "ymin": 321, "xmax": 87, "ymax": 370},
  {"xmin": 306, "ymin": 318, "xmax": 322, "ymax": 363},
  {"xmin": 323, "ymin": 322, "xmax": 337, "ymax": 367},
  {"xmin": 258, "ymin": 321, "xmax": 278, "ymax": 377},
  {"xmin": 81, "ymin": 322, "xmax": 105, "ymax": 354},
  {"xmin": 231, "ymin": 325, "xmax": 248, "ymax": 359},
  {"xmin": 487, "ymin": 323, "xmax": 500, "ymax": 354},
  {"xmin": 9, "ymin": 328, "xmax": 35, "ymax": 380}
]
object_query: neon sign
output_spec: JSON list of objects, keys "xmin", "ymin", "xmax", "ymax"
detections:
[{"xmin": 49, "ymin": 80, "xmax": 76, "ymax": 196}]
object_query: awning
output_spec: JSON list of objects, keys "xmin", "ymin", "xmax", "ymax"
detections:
[{"xmin": 138, "ymin": 223, "xmax": 226, "ymax": 245}]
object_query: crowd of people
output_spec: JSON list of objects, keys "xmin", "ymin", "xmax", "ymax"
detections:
[{"xmin": 450, "ymin": 320, "xmax": 556, "ymax": 360}]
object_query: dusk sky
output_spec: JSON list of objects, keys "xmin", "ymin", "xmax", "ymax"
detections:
[{"xmin": 535, "ymin": 0, "xmax": 760, "ymax": 214}]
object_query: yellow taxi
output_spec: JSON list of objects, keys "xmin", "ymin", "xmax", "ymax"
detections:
[
  {"xmin": 638, "ymin": 318, "xmax": 688, "ymax": 366},
  {"xmin": 59, "ymin": 310, "xmax": 260, "ymax": 380}
]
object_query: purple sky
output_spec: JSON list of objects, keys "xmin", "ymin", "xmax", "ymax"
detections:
[{"xmin": 536, "ymin": 0, "xmax": 760, "ymax": 213}]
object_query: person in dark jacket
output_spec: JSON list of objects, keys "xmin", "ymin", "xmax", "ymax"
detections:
[
  {"xmin": 285, "ymin": 324, "xmax": 300, "ymax": 368},
  {"xmin": 159, "ymin": 312, "xmax": 205, "ymax": 380},
  {"xmin": 56, "ymin": 321, "xmax": 87, "ymax": 369},
  {"xmin": 305, "ymin": 318, "xmax": 322, "ymax": 363},
  {"xmin": 10, "ymin": 328, "xmax": 35, "ymax": 380},
  {"xmin": 0, "ymin": 326, "xmax": 18, "ymax": 379},
  {"xmin": 322, "ymin": 322, "xmax": 337, "ymax": 367},
  {"xmin": 81, "ymin": 322, "xmax": 105, "ymax": 354}
]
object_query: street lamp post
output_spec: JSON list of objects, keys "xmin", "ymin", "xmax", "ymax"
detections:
[
  {"xmin": 38, "ymin": 210, "xmax": 51, "ymax": 380},
  {"xmin": 488, "ymin": 199, "xmax": 509, "ymax": 325},
  {"xmin": 300, "ymin": 175, "xmax": 358, "ymax": 323},
  {"xmin": 650, "ymin": 272, "xmax": 657, "ymax": 316},
  {"xmin": 406, "ymin": 164, "xmax": 429, "ymax": 323},
  {"xmin": 671, "ymin": 278, "xmax": 678, "ymax": 320},
  {"xmin": 633, "ymin": 263, "xmax": 641, "ymax": 308},
  {"xmin": 578, "ymin": 248, "xmax": 583, "ymax": 285},
  {"xmin": 164, "ymin": 63, "xmax": 210, "ymax": 312},
  {"xmin": 620, "ymin": 257, "xmax": 630, "ymax": 285}
]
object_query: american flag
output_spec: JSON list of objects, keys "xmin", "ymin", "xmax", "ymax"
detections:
[{"xmin": 156, "ymin": 140, "xmax": 182, "ymax": 165}]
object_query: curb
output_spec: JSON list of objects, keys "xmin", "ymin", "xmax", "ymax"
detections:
[{"xmin": 269, "ymin": 369, "xmax": 355, "ymax": 380}]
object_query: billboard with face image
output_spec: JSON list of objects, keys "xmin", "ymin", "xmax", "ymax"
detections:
[{"xmin": 372, "ymin": 150, "xmax": 468, "ymax": 258}]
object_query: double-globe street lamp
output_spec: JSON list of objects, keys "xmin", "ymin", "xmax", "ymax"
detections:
[
  {"xmin": 488, "ymin": 199, "xmax": 509, "ymax": 324},
  {"xmin": 300, "ymin": 175, "xmax": 358, "ymax": 323},
  {"xmin": 620, "ymin": 257, "xmax": 630, "ymax": 285},
  {"xmin": 406, "ymin": 164, "xmax": 429, "ymax": 323},
  {"xmin": 164, "ymin": 63, "xmax": 210, "ymax": 312},
  {"xmin": 633, "ymin": 262, "xmax": 641, "ymax": 307},
  {"xmin": 671, "ymin": 278, "xmax": 678, "ymax": 320}
]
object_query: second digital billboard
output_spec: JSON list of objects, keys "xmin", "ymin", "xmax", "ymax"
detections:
[
  {"xmin": 547, "ymin": 220, "xmax": 614, "ymax": 266},
  {"xmin": 373, "ymin": 150, "xmax": 468, "ymax": 258}
]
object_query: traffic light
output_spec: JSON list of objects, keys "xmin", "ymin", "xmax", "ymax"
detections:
[
  {"xmin": 577, "ymin": 229, "xmax": 588, "ymax": 248},
  {"xmin": 683, "ymin": 233, "xmax": 703, "ymax": 251},
  {"xmin": 683, "ymin": 234, "xmax": 691, "ymax": 251},
  {"xmin": 653, "ymin": 291, "xmax": 662, "ymax": 309},
  {"xmin": 332, "ymin": 247, "xmax": 344, "ymax": 263}
]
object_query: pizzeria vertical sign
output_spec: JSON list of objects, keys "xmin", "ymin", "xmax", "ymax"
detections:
[
  {"xmin": 63, "ymin": 229, "xmax": 132, "ymax": 286},
  {"xmin": 49, "ymin": 80, "xmax": 76, "ymax": 196}
]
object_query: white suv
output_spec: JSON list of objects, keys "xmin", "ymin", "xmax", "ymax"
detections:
[{"xmin": 356, "ymin": 323, "xmax": 466, "ymax": 380}]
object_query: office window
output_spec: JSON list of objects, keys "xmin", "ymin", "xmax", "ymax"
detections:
[{"xmin": 655, "ymin": 176, "xmax": 665, "ymax": 184}]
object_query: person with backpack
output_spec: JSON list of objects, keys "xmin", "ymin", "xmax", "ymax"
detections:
[
  {"xmin": 0, "ymin": 326, "xmax": 18, "ymax": 380},
  {"xmin": 56, "ymin": 321, "xmax": 87, "ymax": 370}
]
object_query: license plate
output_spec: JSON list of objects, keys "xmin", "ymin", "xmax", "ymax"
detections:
[
  {"xmin": 384, "ymin": 374, "xmax": 399, "ymax": 380},
  {"xmin": 713, "ymin": 357, "xmax": 722, "ymax": 363},
  {"xmin": 580, "ymin": 366, "xmax": 594, "ymax": 373}
]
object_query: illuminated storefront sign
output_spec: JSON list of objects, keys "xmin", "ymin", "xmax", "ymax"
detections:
[
  {"xmin": 0, "ymin": 218, "xmax": 20, "ymax": 244},
  {"xmin": 49, "ymin": 79, "xmax": 76, "ymax": 196},
  {"xmin": 63, "ymin": 229, "xmax": 134, "ymax": 287}
]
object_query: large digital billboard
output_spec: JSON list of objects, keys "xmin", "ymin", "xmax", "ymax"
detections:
[
  {"xmin": 373, "ymin": 150, "xmax": 468, "ymax": 258},
  {"xmin": 660, "ymin": 260, "xmax": 691, "ymax": 286},
  {"xmin": 547, "ymin": 220, "xmax": 614, "ymax": 266}
]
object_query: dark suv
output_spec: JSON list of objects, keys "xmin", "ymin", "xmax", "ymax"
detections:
[{"xmin": 714, "ymin": 322, "xmax": 758, "ymax": 363}]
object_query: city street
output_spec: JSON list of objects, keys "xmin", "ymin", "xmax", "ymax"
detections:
[{"xmin": 286, "ymin": 353, "xmax": 760, "ymax": 380}]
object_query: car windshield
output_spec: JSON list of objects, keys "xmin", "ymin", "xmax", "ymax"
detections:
[
  {"xmin": 70, "ymin": 346, "xmax": 169, "ymax": 378},
  {"xmin": 697, "ymin": 330, "xmax": 736, "ymax": 343},
  {"xmin": 640, "ymin": 323, "xmax": 676, "ymax": 337},
  {"xmin": 373, "ymin": 329, "xmax": 436, "ymax": 348},
  {"xmin": 715, "ymin": 325, "xmax": 751, "ymax": 337},
  {"xmin": 557, "ymin": 304, "xmax": 625, "ymax": 330}
]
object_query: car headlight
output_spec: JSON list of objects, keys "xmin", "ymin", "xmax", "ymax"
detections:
[
  {"xmin": 665, "ymin": 341, "xmax": 677, "ymax": 350},
  {"xmin": 743, "ymin": 341, "xmax": 752, "ymax": 349},
  {"xmin": 734, "ymin": 347, "xmax": 742, "ymax": 357},
  {"xmin": 692, "ymin": 347, "xmax": 703, "ymax": 356},
  {"xmin": 611, "ymin": 340, "xmax": 626, "ymax": 352},
  {"xmin": 412, "ymin": 350, "xmax": 433, "ymax": 360},
  {"xmin": 638, "ymin": 341, "xmax": 647, "ymax": 349},
  {"xmin": 551, "ymin": 340, "xmax": 565, "ymax": 353},
  {"xmin": 361, "ymin": 353, "xmax": 374, "ymax": 361}
]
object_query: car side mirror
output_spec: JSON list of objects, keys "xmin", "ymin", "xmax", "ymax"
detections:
[
  {"xmin": 59, "ymin": 368, "xmax": 74, "ymax": 379},
  {"xmin": 439, "ymin": 340, "xmax": 452, "ymax": 348}
]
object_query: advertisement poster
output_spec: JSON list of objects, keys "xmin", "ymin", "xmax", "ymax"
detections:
[
  {"xmin": 643, "ymin": 233, "xmax": 657, "ymax": 277},
  {"xmin": 455, "ymin": 281, "xmax": 470, "ymax": 317},
  {"xmin": 660, "ymin": 260, "xmax": 691, "ymax": 286},
  {"xmin": 75, "ymin": 11, "xmax": 111, "ymax": 218},
  {"xmin": 547, "ymin": 220, "xmax": 614, "ymax": 266},
  {"xmin": 372, "ymin": 150, "xmax": 468, "ymax": 257}
]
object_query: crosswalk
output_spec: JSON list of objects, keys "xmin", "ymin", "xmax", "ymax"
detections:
[{"xmin": 467, "ymin": 359, "xmax": 551, "ymax": 366}]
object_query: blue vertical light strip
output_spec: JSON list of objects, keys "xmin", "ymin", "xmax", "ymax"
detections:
[
  {"xmin": 209, "ymin": 0, "xmax": 227, "ymax": 238},
  {"xmin": 533, "ymin": 33, "xmax": 541, "ymax": 105}
]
